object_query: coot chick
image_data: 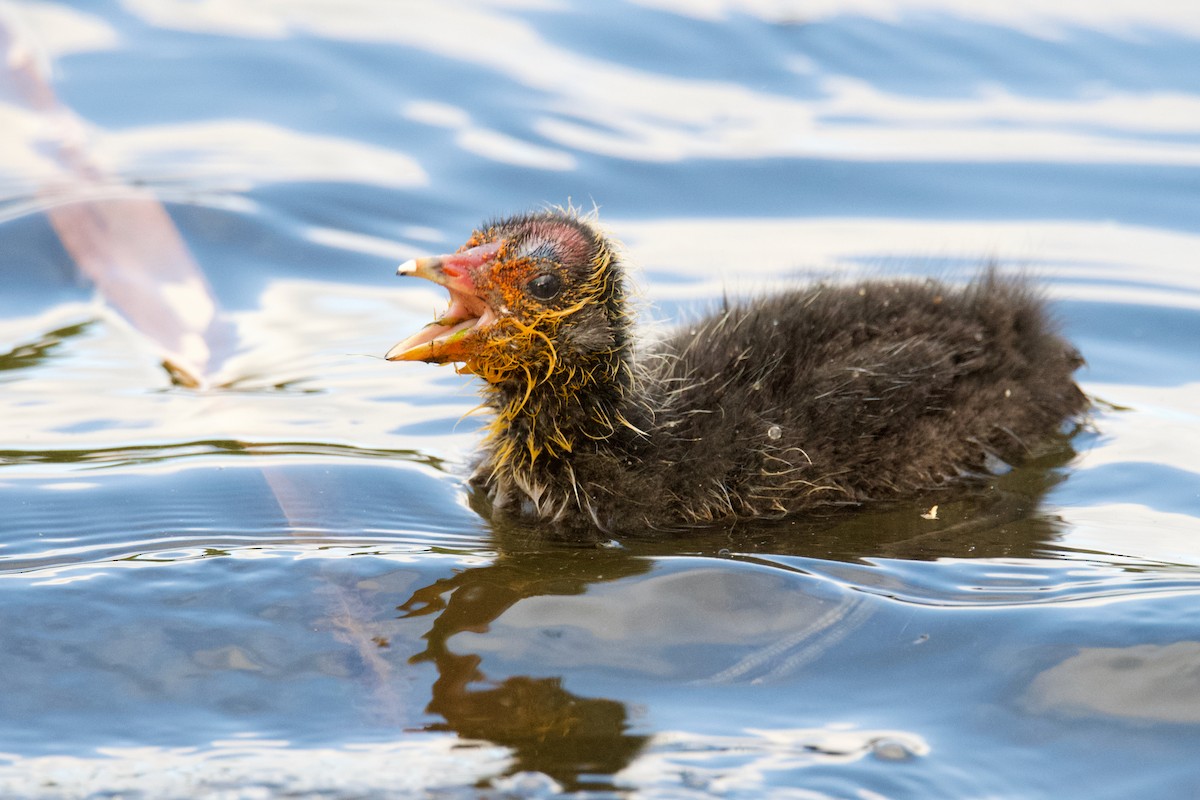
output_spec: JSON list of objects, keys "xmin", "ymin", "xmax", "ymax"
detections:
[{"xmin": 387, "ymin": 210, "xmax": 1085, "ymax": 534}]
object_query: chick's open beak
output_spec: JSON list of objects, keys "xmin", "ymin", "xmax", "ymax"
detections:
[{"xmin": 386, "ymin": 241, "xmax": 503, "ymax": 363}]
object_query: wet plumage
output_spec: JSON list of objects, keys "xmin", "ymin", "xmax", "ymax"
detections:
[{"xmin": 387, "ymin": 210, "xmax": 1086, "ymax": 534}]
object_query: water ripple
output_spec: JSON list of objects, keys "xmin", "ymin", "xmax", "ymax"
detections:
[
  {"xmin": 0, "ymin": 439, "xmax": 446, "ymax": 470},
  {"xmin": 0, "ymin": 537, "xmax": 493, "ymax": 582},
  {"xmin": 747, "ymin": 553, "xmax": 1200, "ymax": 608}
]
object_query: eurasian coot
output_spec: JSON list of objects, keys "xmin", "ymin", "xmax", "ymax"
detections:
[{"xmin": 387, "ymin": 210, "xmax": 1086, "ymax": 533}]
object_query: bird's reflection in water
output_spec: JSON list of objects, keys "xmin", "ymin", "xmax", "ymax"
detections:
[
  {"xmin": 389, "ymin": 436, "xmax": 1078, "ymax": 789},
  {"xmin": 397, "ymin": 547, "xmax": 652, "ymax": 789}
]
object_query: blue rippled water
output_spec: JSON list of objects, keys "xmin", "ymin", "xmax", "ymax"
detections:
[{"xmin": 1, "ymin": 1, "xmax": 1199, "ymax": 797}]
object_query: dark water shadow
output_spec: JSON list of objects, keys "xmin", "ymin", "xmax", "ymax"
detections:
[{"xmin": 0, "ymin": 320, "xmax": 92, "ymax": 376}]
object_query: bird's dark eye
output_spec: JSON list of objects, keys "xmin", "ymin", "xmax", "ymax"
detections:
[{"xmin": 527, "ymin": 272, "xmax": 562, "ymax": 302}]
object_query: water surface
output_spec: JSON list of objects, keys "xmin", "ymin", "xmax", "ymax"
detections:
[{"xmin": 2, "ymin": 1, "xmax": 1199, "ymax": 797}]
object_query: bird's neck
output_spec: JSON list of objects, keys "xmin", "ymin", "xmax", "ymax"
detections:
[{"xmin": 476, "ymin": 346, "xmax": 645, "ymax": 522}]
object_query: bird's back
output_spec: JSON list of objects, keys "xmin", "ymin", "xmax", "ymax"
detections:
[{"xmin": 627, "ymin": 273, "xmax": 1085, "ymax": 523}]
